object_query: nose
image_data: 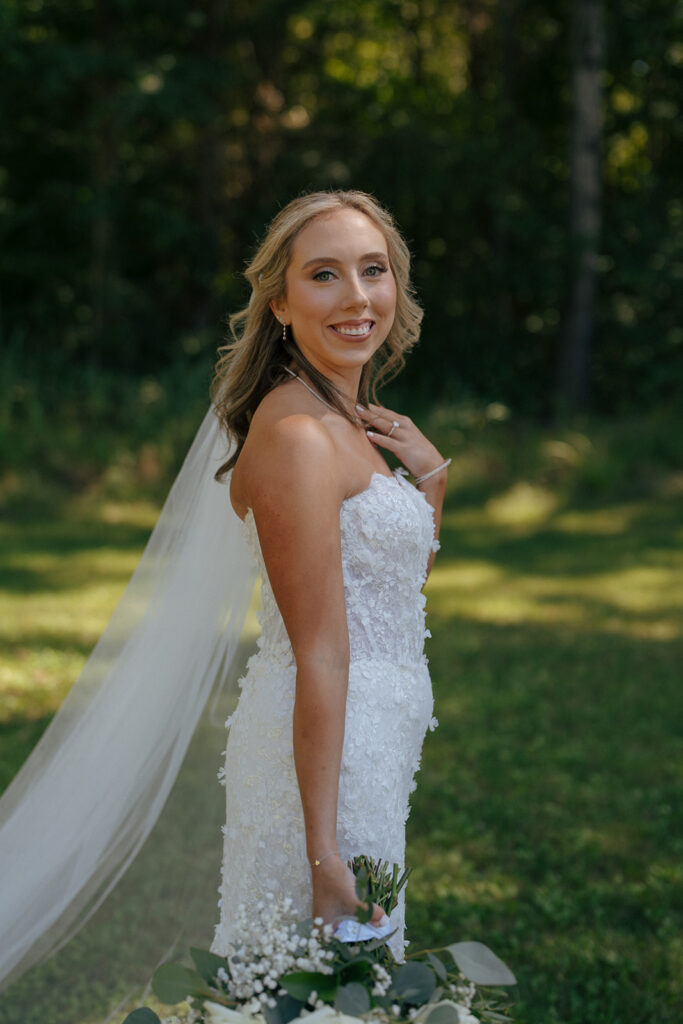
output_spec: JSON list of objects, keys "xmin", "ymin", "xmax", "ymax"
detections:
[{"xmin": 341, "ymin": 271, "xmax": 370, "ymax": 310}]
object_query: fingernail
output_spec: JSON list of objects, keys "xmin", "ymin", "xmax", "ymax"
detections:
[
  {"xmin": 356, "ymin": 404, "xmax": 365, "ymax": 412},
  {"xmin": 367, "ymin": 431, "xmax": 375, "ymax": 438}
]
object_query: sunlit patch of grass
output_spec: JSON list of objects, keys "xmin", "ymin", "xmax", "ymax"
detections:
[
  {"xmin": 425, "ymin": 492, "xmax": 683, "ymax": 646},
  {"xmin": 484, "ymin": 481, "xmax": 560, "ymax": 527}
]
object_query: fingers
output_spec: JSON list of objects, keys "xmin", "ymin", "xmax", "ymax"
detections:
[
  {"xmin": 356, "ymin": 404, "xmax": 407, "ymax": 446},
  {"xmin": 355, "ymin": 403, "xmax": 403, "ymax": 430},
  {"xmin": 369, "ymin": 901, "xmax": 388, "ymax": 926},
  {"xmin": 365, "ymin": 430, "xmax": 401, "ymax": 453}
]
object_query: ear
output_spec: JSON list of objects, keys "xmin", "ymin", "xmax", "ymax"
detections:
[{"xmin": 269, "ymin": 299, "xmax": 288, "ymax": 324}]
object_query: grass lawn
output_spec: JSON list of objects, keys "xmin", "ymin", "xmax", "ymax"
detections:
[{"xmin": 0, "ymin": 406, "xmax": 681, "ymax": 1023}]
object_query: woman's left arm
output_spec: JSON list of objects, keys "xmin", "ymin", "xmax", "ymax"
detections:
[{"xmin": 356, "ymin": 402, "xmax": 448, "ymax": 583}]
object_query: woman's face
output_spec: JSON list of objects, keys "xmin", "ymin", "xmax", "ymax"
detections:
[{"xmin": 272, "ymin": 208, "xmax": 397, "ymax": 378}]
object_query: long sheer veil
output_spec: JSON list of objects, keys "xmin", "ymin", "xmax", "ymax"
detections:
[{"xmin": 0, "ymin": 405, "xmax": 258, "ymax": 1018}]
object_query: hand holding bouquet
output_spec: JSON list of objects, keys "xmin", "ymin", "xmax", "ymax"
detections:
[{"xmin": 122, "ymin": 858, "xmax": 516, "ymax": 1024}]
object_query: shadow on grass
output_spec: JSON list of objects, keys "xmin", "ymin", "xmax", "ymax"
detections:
[
  {"xmin": 407, "ymin": 614, "xmax": 683, "ymax": 1024},
  {"xmin": 0, "ymin": 513, "xmax": 155, "ymax": 595},
  {"xmin": 439, "ymin": 495, "xmax": 683, "ymax": 581}
]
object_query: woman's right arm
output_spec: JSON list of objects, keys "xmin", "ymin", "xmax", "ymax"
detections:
[{"xmin": 248, "ymin": 413, "xmax": 384, "ymax": 926}]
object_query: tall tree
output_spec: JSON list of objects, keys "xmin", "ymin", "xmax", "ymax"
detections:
[
  {"xmin": 90, "ymin": 0, "xmax": 117, "ymax": 359},
  {"xmin": 556, "ymin": 0, "xmax": 605, "ymax": 413}
]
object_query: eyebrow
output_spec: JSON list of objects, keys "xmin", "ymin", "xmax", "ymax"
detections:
[{"xmin": 300, "ymin": 251, "xmax": 389, "ymax": 270}]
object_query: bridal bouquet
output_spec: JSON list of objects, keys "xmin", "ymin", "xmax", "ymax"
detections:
[{"xmin": 122, "ymin": 859, "xmax": 516, "ymax": 1024}]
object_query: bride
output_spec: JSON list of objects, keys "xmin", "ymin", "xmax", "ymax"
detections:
[
  {"xmin": 0, "ymin": 190, "xmax": 449, "ymax": 999},
  {"xmin": 208, "ymin": 190, "xmax": 448, "ymax": 961}
]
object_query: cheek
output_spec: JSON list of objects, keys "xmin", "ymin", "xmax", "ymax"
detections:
[
  {"xmin": 378, "ymin": 277, "xmax": 398, "ymax": 313},
  {"xmin": 289, "ymin": 283, "xmax": 330, "ymax": 319}
]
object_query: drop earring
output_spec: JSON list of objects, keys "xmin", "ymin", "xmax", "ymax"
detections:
[{"xmin": 279, "ymin": 318, "xmax": 287, "ymax": 341}]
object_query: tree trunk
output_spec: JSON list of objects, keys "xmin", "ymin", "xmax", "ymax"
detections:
[
  {"xmin": 192, "ymin": 0, "xmax": 226, "ymax": 332},
  {"xmin": 90, "ymin": 0, "xmax": 115, "ymax": 364},
  {"xmin": 556, "ymin": 0, "xmax": 604, "ymax": 414},
  {"xmin": 494, "ymin": 0, "xmax": 516, "ymax": 342}
]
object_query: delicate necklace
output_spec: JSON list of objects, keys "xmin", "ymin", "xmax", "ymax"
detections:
[{"xmin": 282, "ymin": 366, "xmax": 361, "ymax": 425}]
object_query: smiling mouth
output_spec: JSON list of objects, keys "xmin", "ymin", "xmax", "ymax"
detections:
[{"xmin": 329, "ymin": 321, "xmax": 375, "ymax": 337}]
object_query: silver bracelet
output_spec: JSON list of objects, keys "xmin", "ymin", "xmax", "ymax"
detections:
[
  {"xmin": 415, "ymin": 458, "xmax": 451, "ymax": 486},
  {"xmin": 310, "ymin": 850, "xmax": 341, "ymax": 868}
]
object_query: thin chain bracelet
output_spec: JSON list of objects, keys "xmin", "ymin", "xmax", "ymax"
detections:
[
  {"xmin": 309, "ymin": 850, "xmax": 341, "ymax": 868},
  {"xmin": 415, "ymin": 458, "xmax": 452, "ymax": 486}
]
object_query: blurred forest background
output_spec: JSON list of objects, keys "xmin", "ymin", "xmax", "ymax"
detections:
[
  {"xmin": 1, "ymin": 0, "xmax": 682, "ymax": 462},
  {"xmin": 1, "ymin": 2, "xmax": 682, "ymax": 1023}
]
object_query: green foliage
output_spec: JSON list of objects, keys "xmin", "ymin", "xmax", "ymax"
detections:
[
  {"xmin": 279, "ymin": 970, "xmax": 339, "ymax": 1002},
  {"xmin": 190, "ymin": 947, "xmax": 230, "ymax": 985},
  {"xmin": 445, "ymin": 944, "xmax": 516, "ymax": 987},
  {"xmin": 152, "ymin": 963, "xmax": 209, "ymax": 1004},
  {"xmin": 351, "ymin": 855, "xmax": 413, "ymax": 918},
  {"xmin": 423, "ymin": 1006, "xmax": 460, "ymax": 1024},
  {"xmin": 389, "ymin": 962, "xmax": 436, "ymax": 1004},
  {"xmin": 0, "ymin": 0, "xmax": 680, "ymax": 413},
  {"xmin": 335, "ymin": 981, "xmax": 371, "ymax": 1015},
  {"xmin": 121, "ymin": 1010, "xmax": 161, "ymax": 1024}
]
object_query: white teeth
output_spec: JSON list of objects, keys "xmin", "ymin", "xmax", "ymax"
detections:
[{"xmin": 333, "ymin": 323, "xmax": 372, "ymax": 336}]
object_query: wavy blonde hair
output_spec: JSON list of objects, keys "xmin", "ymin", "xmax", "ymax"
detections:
[{"xmin": 211, "ymin": 189, "xmax": 423, "ymax": 480}]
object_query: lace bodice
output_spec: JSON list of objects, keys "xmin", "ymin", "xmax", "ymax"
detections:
[
  {"xmin": 212, "ymin": 467, "xmax": 439, "ymax": 961},
  {"xmin": 241, "ymin": 469, "xmax": 440, "ymax": 666}
]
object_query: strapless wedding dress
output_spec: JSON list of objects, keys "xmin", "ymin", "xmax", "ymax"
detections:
[{"xmin": 210, "ymin": 468, "xmax": 439, "ymax": 961}]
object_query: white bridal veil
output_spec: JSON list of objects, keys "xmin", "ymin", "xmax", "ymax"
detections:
[{"xmin": 0, "ymin": 406, "xmax": 257, "ymax": 1007}]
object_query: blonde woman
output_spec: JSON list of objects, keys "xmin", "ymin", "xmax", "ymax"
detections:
[{"xmin": 210, "ymin": 190, "xmax": 449, "ymax": 960}]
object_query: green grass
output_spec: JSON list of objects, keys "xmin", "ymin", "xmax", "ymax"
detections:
[{"xmin": 0, "ymin": 399, "xmax": 681, "ymax": 1022}]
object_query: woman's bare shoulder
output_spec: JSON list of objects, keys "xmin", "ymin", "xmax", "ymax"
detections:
[{"xmin": 230, "ymin": 381, "xmax": 340, "ymax": 518}]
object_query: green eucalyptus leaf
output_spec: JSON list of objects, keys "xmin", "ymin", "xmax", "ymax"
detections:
[
  {"xmin": 340, "ymin": 958, "xmax": 373, "ymax": 984},
  {"xmin": 264, "ymin": 1003, "xmax": 283, "ymax": 1024},
  {"xmin": 152, "ymin": 963, "xmax": 206, "ymax": 1004},
  {"xmin": 445, "ymin": 942, "xmax": 517, "ymax": 986},
  {"xmin": 279, "ymin": 970, "xmax": 338, "ymax": 1002},
  {"xmin": 274, "ymin": 994, "xmax": 306, "ymax": 1024},
  {"xmin": 391, "ymin": 962, "xmax": 436, "ymax": 1004},
  {"xmin": 426, "ymin": 952, "xmax": 448, "ymax": 981},
  {"xmin": 335, "ymin": 981, "xmax": 371, "ymax": 1015},
  {"xmin": 353, "ymin": 930, "xmax": 397, "ymax": 952},
  {"xmin": 190, "ymin": 946, "xmax": 228, "ymax": 984},
  {"xmin": 424, "ymin": 1005, "xmax": 462, "ymax": 1024},
  {"xmin": 330, "ymin": 938, "xmax": 354, "ymax": 962},
  {"xmin": 121, "ymin": 1010, "xmax": 162, "ymax": 1024}
]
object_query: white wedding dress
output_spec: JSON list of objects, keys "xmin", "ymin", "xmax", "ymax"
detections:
[{"xmin": 210, "ymin": 468, "xmax": 439, "ymax": 962}]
